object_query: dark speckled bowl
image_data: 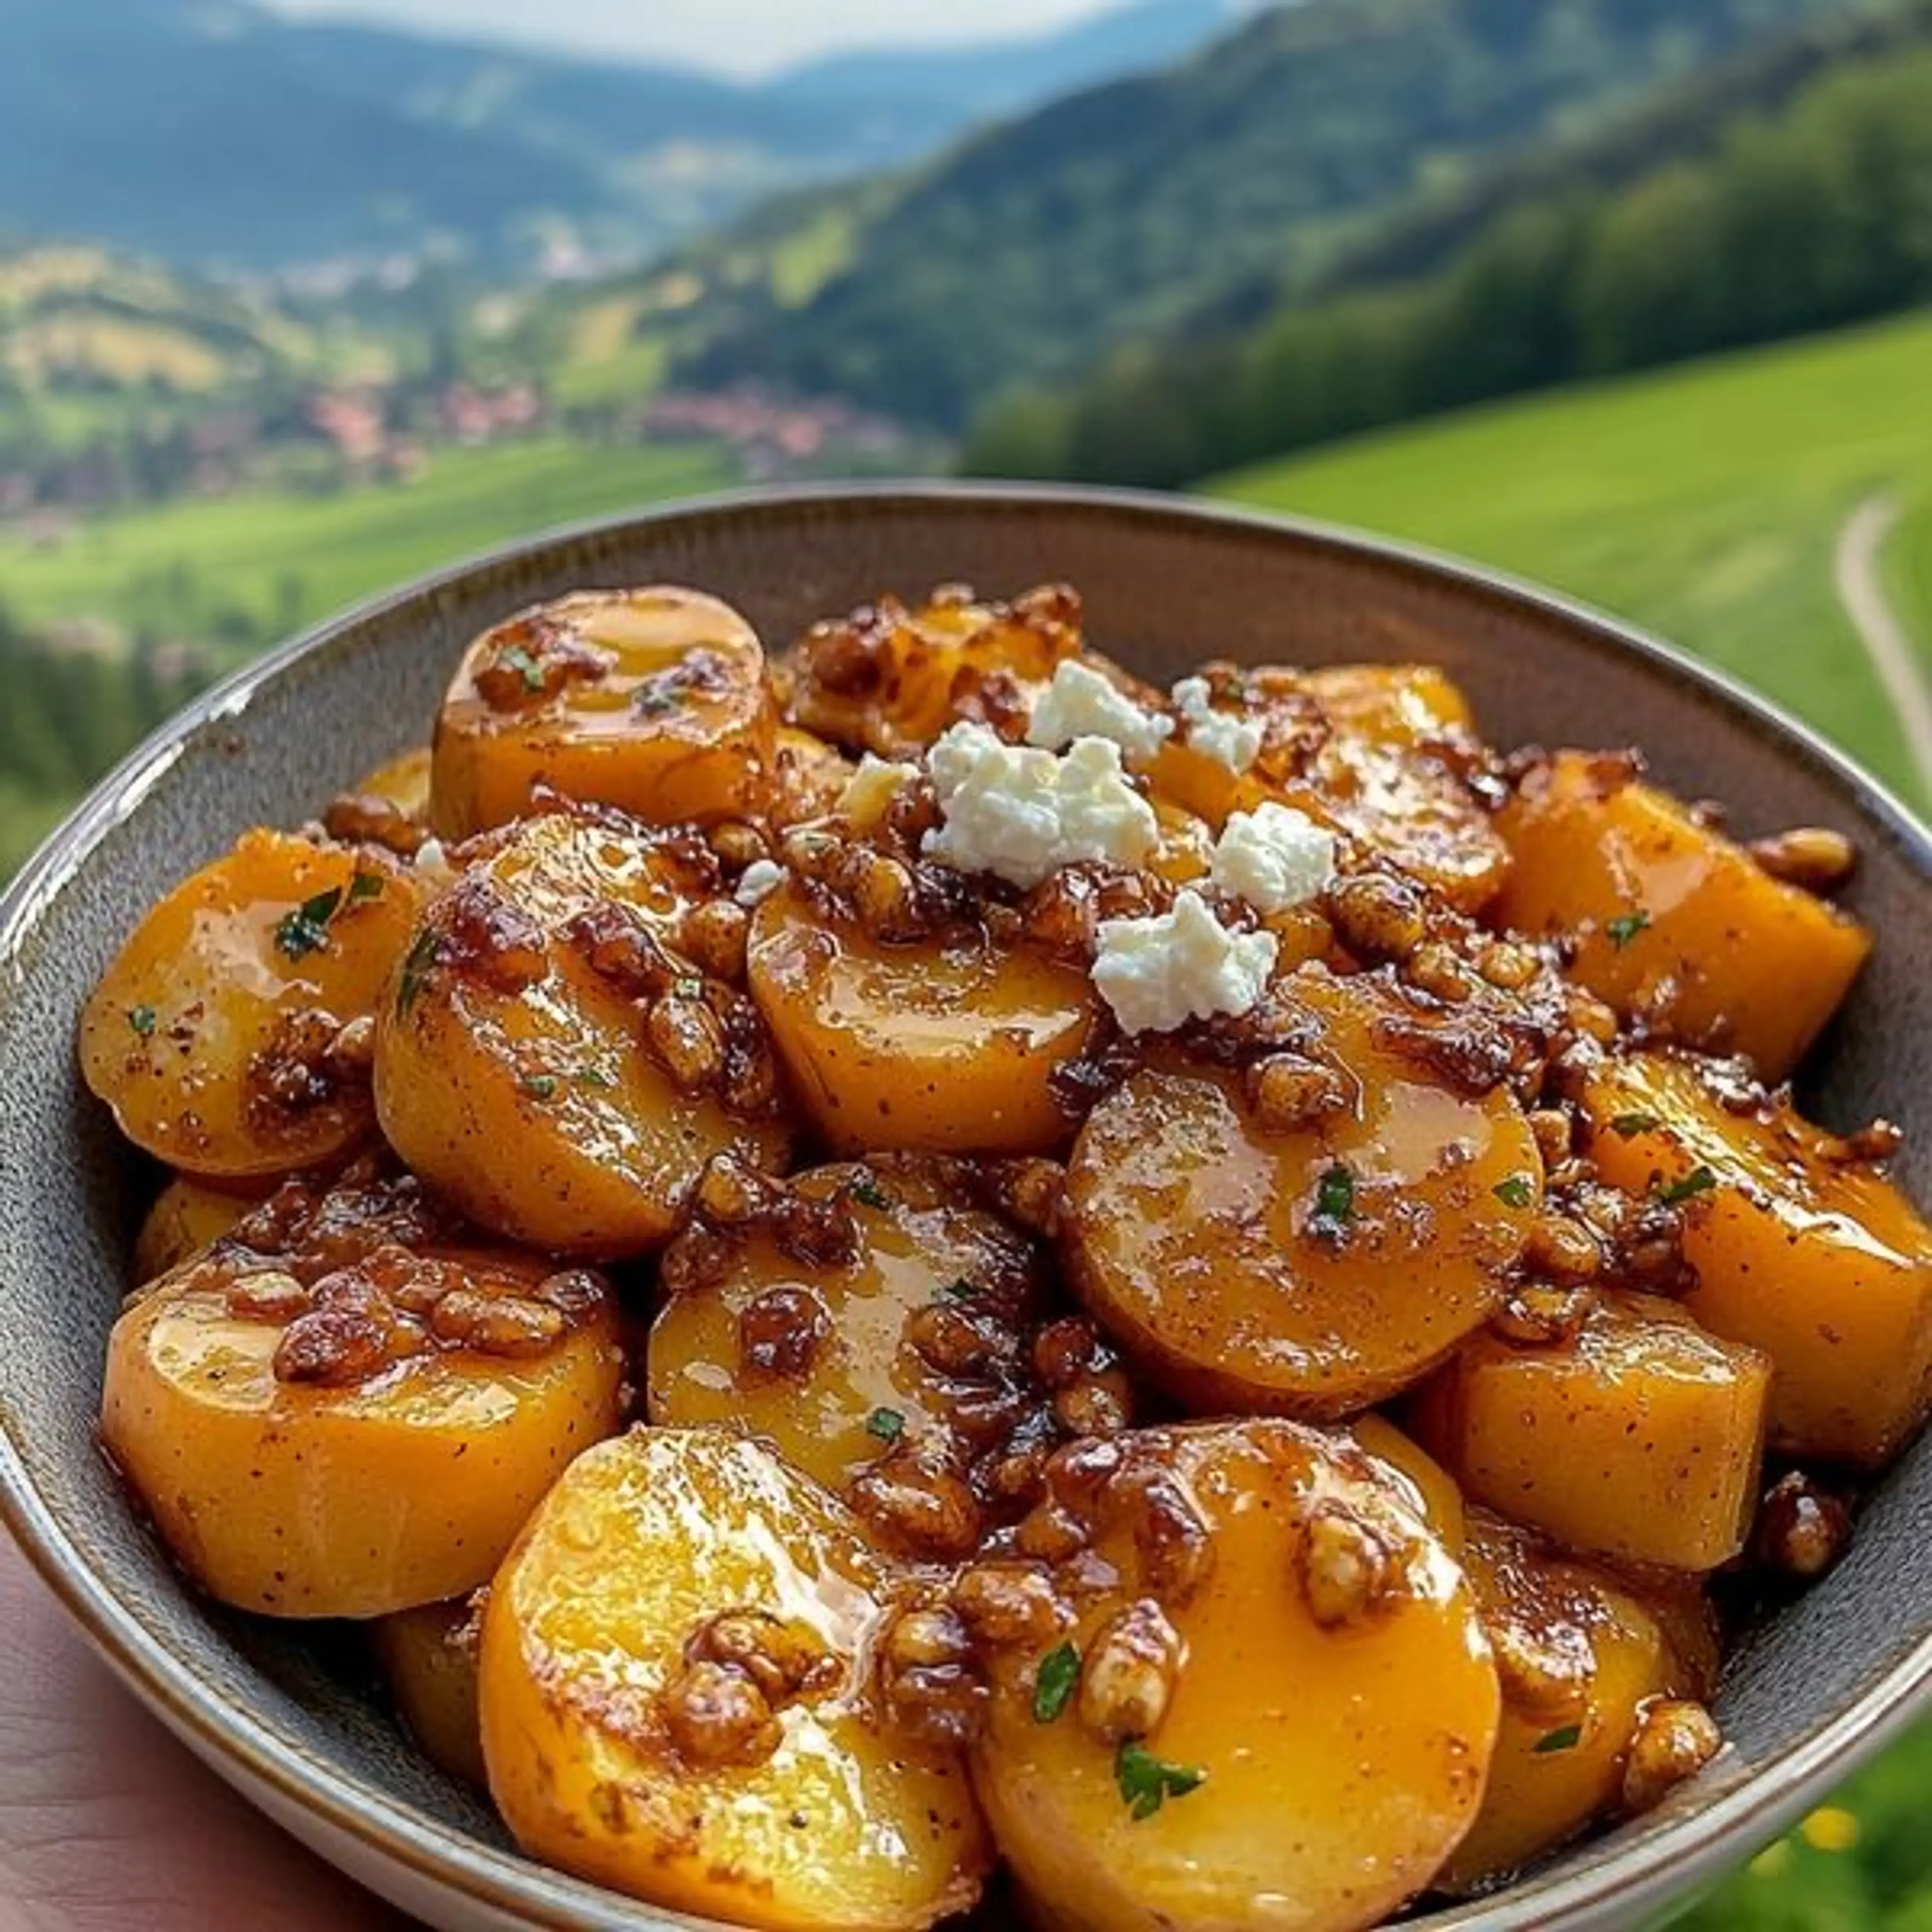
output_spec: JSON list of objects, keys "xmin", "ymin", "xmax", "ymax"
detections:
[{"xmin": 4, "ymin": 485, "xmax": 1930, "ymax": 1931}]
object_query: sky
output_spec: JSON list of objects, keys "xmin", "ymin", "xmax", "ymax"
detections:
[{"xmin": 260, "ymin": 0, "xmax": 1126, "ymax": 77}]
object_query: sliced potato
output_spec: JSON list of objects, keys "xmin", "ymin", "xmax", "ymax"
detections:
[
  {"xmin": 480, "ymin": 1426, "xmax": 989, "ymax": 1930},
  {"xmin": 748, "ymin": 879, "xmax": 1099, "ymax": 1157},
  {"xmin": 1495, "ymin": 751, "xmax": 1869, "ymax": 1080},
  {"xmin": 971, "ymin": 1420, "xmax": 1499, "ymax": 1932},
  {"xmin": 1408, "ymin": 1290, "xmax": 1771, "ymax": 1571},
  {"xmin": 1351, "ymin": 1414, "xmax": 1467, "ymax": 1555},
  {"xmin": 429, "ymin": 587, "xmax": 778, "ymax": 838},
  {"xmin": 356, "ymin": 745, "xmax": 434, "ymax": 818},
  {"xmin": 132, "ymin": 1174, "xmax": 257, "ymax": 1284},
  {"xmin": 1440, "ymin": 1512, "xmax": 1716, "ymax": 1895},
  {"xmin": 1061, "ymin": 967, "xmax": 1541, "ymax": 1417},
  {"xmin": 1583, "ymin": 1053, "xmax": 1932, "ymax": 1467},
  {"xmin": 375, "ymin": 812, "xmax": 792, "ymax": 1255},
  {"xmin": 79, "ymin": 831, "xmax": 425, "ymax": 1179},
  {"xmin": 101, "ymin": 1242, "xmax": 623, "ymax": 1618},
  {"xmin": 372, "ymin": 1597, "xmax": 487, "ymax": 1789},
  {"xmin": 786, "ymin": 585, "xmax": 1081, "ymax": 756}
]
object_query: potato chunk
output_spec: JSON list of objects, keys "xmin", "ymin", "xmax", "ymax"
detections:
[
  {"xmin": 1409, "ymin": 1291, "xmax": 1771, "ymax": 1570},
  {"xmin": 429, "ymin": 587, "xmax": 778, "ymax": 838},
  {"xmin": 79, "ymin": 831, "xmax": 425, "ymax": 1179},
  {"xmin": 1062, "ymin": 967, "xmax": 1541, "ymax": 1417},
  {"xmin": 653, "ymin": 1151, "xmax": 1097, "ymax": 1530},
  {"xmin": 132, "ymin": 1174, "xmax": 256, "ymax": 1284},
  {"xmin": 970, "ymin": 1421, "xmax": 1498, "ymax": 1932},
  {"xmin": 372, "ymin": 1597, "xmax": 487, "ymax": 1789},
  {"xmin": 1495, "ymin": 751, "xmax": 1869, "ymax": 1081},
  {"xmin": 100, "ymin": 1242, "xmax": 624, "ymax": 1618},
  {"xmin": 375, "ymin": 812, "xmax": 791, "ymax": 1255},
  {"xmin": 480, "ymin": 1426, "xmax": 989, "ymax": 1930},
  {"xmin": 1440, "ymin": 1512, "xmax": 1717, "ymax": 1894},
  {"xmin": 748, "ymin": 880, "xmax": 1099, "ymax": 1156},
  {"xmin": 1584, "ymin": 1053, "xmax": 1932, "ymax": 1466}
]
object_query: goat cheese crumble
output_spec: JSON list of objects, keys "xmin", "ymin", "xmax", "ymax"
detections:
[
  {"xmin": 1173, "ymin": 675, "xmax": 1264, "ymax": 773},
  {"xmin": 1209, "ymin": 802, "xmax": 1337, "ymax": 914},
  {"xmin": 1092, "ymin": 888, "xmax": 1279, "ymax": 1034},
  {"xmin": 1026, "ymin": 659, "xmax": 1174, "ymax": 764},
  {"xmin": 735, "ymin": 858, "xmax": 785, "ymax": 907},
  {"xmin": 922, "ymin": 721, "xmax": 1158, "ymax": 890}
]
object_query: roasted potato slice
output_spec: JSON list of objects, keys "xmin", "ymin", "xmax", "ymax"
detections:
[
  {"xmin": 1439, "ymin": 1512, "xmax": 1718, "ymax": 1895},
  {"xmin": 375, "ymin": 812, "xmax": 792, "ymax": 1255},
  {"xmin": 1495, "ymin": 751, "xmax": 1869, "ymax": 1081},
  {"xmin": 1409, "ymin": 1290, "xmax": 1771, "ymax": 1571},
  {"xmin": 786, "ymin": 584, "xmax": 1081, "ymax": 756},
  {"xmin": 1583, "ymin": 1053, "xmax": 1932, "ymax": 1466},
  {"xmin": 970, "ymin": 1420, "xmax": 1499, "ymax": 1932},
  {"xmin": 748, "ymin": 879, "xmax": 1099, "ymax": 1157},
  {"xmin": 372, "ymin": 1597, "xmax": 487, "ymax": 1789},
  {"xmin": 429, "ymin": 587, "xmax": 778, "ymax": 838},
  {"xmin": 79, "ymin": 831, "xmax": 425, "ymax": 1180},
  {"xmin": 1352, "ymin": 1414, "xmax": 1467, "ymax": 1555},
  {"xmin": 132, "ymin": 1174, "xmax": 257, "ymax": 1284},
  {"xmin": 650, "ymin": 1159, "xmax": 1105, "ymax": 1544},
  {"xmin": 1062, "ymin": 967, "xmax": 1542, "ymax": 1417},
  {"xmin": 480, "ymin": 1426, "xmax": 990, "ymax": 1930},
  {"xmin": 101, "ymin": 1240, "xmax": 624, "ymax": 1618}
]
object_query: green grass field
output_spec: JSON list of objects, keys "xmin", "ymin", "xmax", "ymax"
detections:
[
  {"xmin": 0, "ymin": 436, "xmax": 737, "ymax": 662},
  {"xmin": 1217, "ymin": 308, "xmax": 1932, "ymax": 1927},
  {"xmin": 1214, "ymin": 306, "xmax": 1932, "ymax": 806}
]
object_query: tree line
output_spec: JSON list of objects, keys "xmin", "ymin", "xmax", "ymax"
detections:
[{"xmin": 963, "ymin": 46, "xmax": 1932, "ymax": 488}]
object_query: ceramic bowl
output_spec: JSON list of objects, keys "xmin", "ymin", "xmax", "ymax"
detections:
[{"xmin": 3, "ymin": 484, "xmax": 1929, "ymax": 1932}]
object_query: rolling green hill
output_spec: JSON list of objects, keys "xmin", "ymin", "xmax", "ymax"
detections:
[
  {"xmin": 683, "ymin": 0, "xmax": 1864, "ymax": 430},
  {"xmin": 1213, "ymin": 307, "xmax": 1932, "ymax": 803}
]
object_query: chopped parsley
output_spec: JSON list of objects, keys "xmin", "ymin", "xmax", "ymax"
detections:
[
  {"xmin": 851, "ymin": 1176, "xmax": 891, "ymax": 1211},
  {"xmin": 1032, "ymin": 1643, "xmax": 1081, "ymax": 1724},
  {"xmin": 573, "ymin": 1066, "xmax": 616, "ymax": 1089},
  {"xmin": 274, "ymin": 885, "xmax": 344, "ymax": 959},
  {"xmin": 127, "ymin": 1004, "xmax": 157, "ymax": 1038},
  {"xmin": 634, "ymin": 683, "xmax": 689, "ymax": 716},
  {"xmin": 1493, "ymin": 1174, "xmax": 1535, "ymax": 1210},
  {"xmin": 1605, "ymin": 911, "xmax": 1650, "ymax": 949},
  {"xmin": 499, "ymin": 645, "xmax": 546, "ymax": 692},
  {"xmin": 395, "ymin": 927, "xmax": 442, "ymax": 1015},
  {"xmin": 1533, "ymin": 1724, "xmax": 1583, "ymax": 1755},
  {"xmin": 865, "ymin": 1405, "xmax": 905, "ymax": 1444},
  {"xmin": 349, "ymin": 870, "xmax": 385, "ymax": 905},
  {"xmin": 1311, "ymin": 1162, "xmax": 1356, "ymax": 1236},
  {"xmin": 1656, "ymin": 1165, "xmax": 1718, "ymax": 1208},
  {"xmin": 943, "ymin": 1277, "xmax": 979, "ymax": 1301},
  {"xmin": 674, "ymin": 975, "xmax": 705, "ymax": 1001},
  {"xmin": 1115, "ymin": 1741, "xmax": 1206, "ymax": 1820},
  {"xmin": 520, "ymin": 1073, "xmax": 559, "ymax": 1101},
  {"xmin": 1609, "ymin": 1111, "xmax": 1661, "ymax": 1139}
]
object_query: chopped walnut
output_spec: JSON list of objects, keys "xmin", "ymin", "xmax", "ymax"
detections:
[
  {"xmin": 1077, "ymin": 1598, "xmax": 1181, "ymax": 1744},
  {"xmin": 951, "ymin": 1561, "xmax": 1073, "ymax": 1650},
  {"xmin": 660, "ymin": 1658, "xmax": 782, "ymax": 1768},
  {"xmin": 1298, "ymin": 1500, "xmax": 1402, "ymax": 1629},
  {"xmin": 738, "ymin": 1286, "xmax": 831, "ymax": 1383},
  {"xmin": 1326, "ymin": 871, "xmax": 1426, "ymax": 962},
  {"xmin": 1622, "ymin": 1699, "xmax": 1722, "ymax": 1814},
  {"xmin": 878, "ymin": 1604, "xmax": 988, "ymax": 1749},
  {"xmin": 848, "ymin": 1444, "xmax": 984, "ymax": 1561},
  {"xmin": 1748, "ymin": 827, "xmax": 1856, "ymax": 893},
  {"xmin": 1754, "ymin": 1471, "xmax": 1853, "ymax": 1580}
]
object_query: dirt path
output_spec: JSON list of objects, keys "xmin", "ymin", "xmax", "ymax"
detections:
[{"xmin": 1834, "ymin": 494, "xmax": 1932, "ymax": 798}]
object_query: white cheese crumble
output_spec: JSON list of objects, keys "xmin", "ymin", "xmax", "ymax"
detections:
[
  {"xmin": 1026, "ymin": 658, "xmax": 1174, "ymax": 764},
  {"xmin": 1173, "ymin": 675, "xmax": 1264, "ymax": 773},
  {"xmin": 1092, "ymin": 888, "xmax": 1279, "ymax": 1035},
  {"xmin": 735, "ymin": 858, "xmax": 785, "ymax": 907},
  {"xmin": 414, "ymin": 837, "xmax": 446, "ymax": 872},
  {"xmin": 838, "ymin": 753, "xmax": 915, "ymax": 827},
  {"xmin": 922, "ymin": 721, "xmax": 1158, "ymax": 890},
  {"xmin": 1209, "ymin": 802, "xmax": 1337, "ymax": 914}
]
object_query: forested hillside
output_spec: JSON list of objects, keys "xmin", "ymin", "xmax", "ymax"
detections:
[{"xmin": 679, "ymin": 0, "xmax": 1866, "ymax": 429}]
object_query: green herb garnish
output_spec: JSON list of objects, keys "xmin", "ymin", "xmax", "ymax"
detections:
[
  {"xmin": 1312, "ymin": 1162, "xmax": 1355, "ymax": 1235},
  {"xmin": 127, "ymin": 1005, "xmax": 157, "ymax": 1037},
  {"xmin": 674, "ymin": 975, "xmax": 705, "ymax": 1000},
  {"xmin": 500, "ymin": 645, "xmax": 545, "ymax": 692},
  {"xmin": 634, "ymin": 683, "xmax": 689, "ymax": 716},
  {"xmin": 1115, "ymin": 1741, "xmax": 1207, "ymax": 1820},
  {"xmin": 1605, "ymin": 911, "xmax": 1650, "ymax": 949},
  {"xmin": 851, "ymin": 1177, "xmax": 891, "ymax": 1211},
  {"xmin": 573, "ymin": 1066, "xmax": 616, "ymax": 1089},
  {"xmin": 1609, "ymin": 1111, "xmax": 1661, "ymax": 1138},
  {"xmin": 1493, "ymin": 1174, "xmax": 1535, "ymax": 1210},
  {"xmin": 349, "ymin": 870, "xmax": 385, "ymax": 904},
  {"xmin": 1032, "ymin": 1643, "xmax": 1080, "ymax": 1724},
  {"xmin": 395, "ymin": 926, "xmax": 441, "ymax": 1015},
  {"xmin": 274, "ymin": 885, "xmax": 345, "ymax": 959},
  {"xmin": 520, "ymin": 1074, "xmax": 559, "ymax": 1101},
  {"xmin": 865, "ymin": 1406, "xmax": 905, "ymax": 1444},
  {"xmin": 1657, "ymin": 1165, "xmax": 1718, "ymax": 1208},
  {"xmin": 943, "ymin": 1277, "xmax": 978, "ymax": 1301},
  {"xmin": 1534, "ymin": 1724, "xmax": 1583, "ymax": 1755}
]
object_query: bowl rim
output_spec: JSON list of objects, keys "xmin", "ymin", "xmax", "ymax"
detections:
[{"xmin": 4, "ymin": 477, "xmax": 1930, "ymax": 1931}]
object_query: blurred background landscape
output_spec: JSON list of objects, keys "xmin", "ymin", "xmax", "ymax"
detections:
[{"xmin": 3, "ymin": 1, "xmax": 1930, "ymax": 1916}]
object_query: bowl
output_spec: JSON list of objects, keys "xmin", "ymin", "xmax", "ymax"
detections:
[{"xmin": 3, "ymin": 482, "xmax": 1930, "ymax": 1932}]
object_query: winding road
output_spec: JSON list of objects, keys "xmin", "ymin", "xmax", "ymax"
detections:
[{"xmin": 1833, "ymin": 494, "xmax": 1932, "ymax": 798}]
